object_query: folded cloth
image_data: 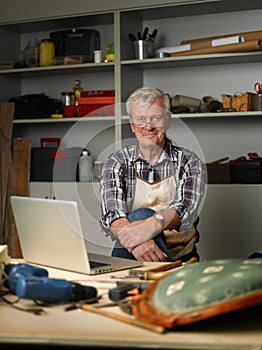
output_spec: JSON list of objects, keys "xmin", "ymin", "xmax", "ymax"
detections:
[{"xmin": 164, "ymin": 225, "xmax": 198, "ymax": 260}]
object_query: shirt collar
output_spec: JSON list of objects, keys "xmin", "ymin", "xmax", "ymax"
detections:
[{"xmin": 133, "ymin": 137, "xmax": 175, "ymax": 163}]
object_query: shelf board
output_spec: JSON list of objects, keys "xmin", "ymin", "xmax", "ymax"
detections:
[
  {"xmin": 175, "ymin": 111, "xmax": 262, "ymax": 118},
  {"xmin": 13, "ymin": 116, "xmax": 116, "ymax": 124},
  {"xmin": 0, "ymin": 13, "xmax": 113, "ymax": 33},
  {"xmin": 122, "ymin": 111, "xmax": 262, "ymax": 120},
  {"xmin": 4, "ymin": 51, "xmax": 262, "ymax": 77},
  {"xmin": 12, "ymin": 112, "xmax": 262, "ymax": 124},
  {"xmin": 3, "ymin": 52, "xmax": 262, "ymax": 77},
  {"xmin": 0, "ymin": 61, "xmax": 115, "ymax": 77},
  {"xmin": 122, "ymin": 51, "xmax": 262, "ymax": 68}
]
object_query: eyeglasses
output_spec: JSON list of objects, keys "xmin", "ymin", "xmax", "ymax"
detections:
[{"xmin": 132, "ymin": 115, "xmax": 165, "ymax": 127}]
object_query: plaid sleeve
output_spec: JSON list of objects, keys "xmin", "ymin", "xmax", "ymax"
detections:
[
  {"xmin": 169, "ymin": 149, "xmax": 207, "ymax": 231},
  {"xmin": 99, "ymin": 151, "xmax": 130, "ymax": 236}
]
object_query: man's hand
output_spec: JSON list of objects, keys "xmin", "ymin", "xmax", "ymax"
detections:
[
  {"xmin": 117, "ymin": 217, "xmax": 162, "ymax": 249},
  {"xmin": 131, "ymin": 240, "xmax": 168, "ymax": 262},
  {"xmin": 109, "ymin": 209, "xmax": 180, "ymax": 251}
]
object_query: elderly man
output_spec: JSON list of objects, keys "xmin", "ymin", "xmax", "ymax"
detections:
[{"xmin": 99, "ymin": 86, "xmax": 206, "ymax": 262}]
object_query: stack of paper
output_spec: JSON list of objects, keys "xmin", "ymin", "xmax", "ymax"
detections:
[{"xmin": 157, "ymin": 44, "xmax": 191, "ymax": 54}]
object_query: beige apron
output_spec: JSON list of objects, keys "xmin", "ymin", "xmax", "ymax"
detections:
[{"xmin": 132, "ymin": 170, "xmax": 197, "ymax": 260}]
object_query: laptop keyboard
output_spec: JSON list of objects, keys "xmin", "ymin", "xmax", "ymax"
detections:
[{"xmin": 89, "ymin": 260, "xmax": 111, "ymax": 268}]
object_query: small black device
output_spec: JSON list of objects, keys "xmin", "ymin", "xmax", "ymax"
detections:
[{"xmin": 50, "ymin": 28, "xmax": 100, "ymax": 62}]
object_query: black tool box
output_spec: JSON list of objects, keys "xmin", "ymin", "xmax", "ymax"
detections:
[
  {"xmin": 31, "ymin": 146, "xmax": 82, "ymax": 182},
  {"xmin": 230, "ymin": 159, "xmax": 262, "ymax": 184},
  {"xmin": 207, "ymin": 159, "xmax": 262, "ymax": 184}
]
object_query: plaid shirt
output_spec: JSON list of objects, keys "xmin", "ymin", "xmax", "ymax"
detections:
[{"xmin": 99, "ymin": 137, "xmax": 206, "ymax": 236}]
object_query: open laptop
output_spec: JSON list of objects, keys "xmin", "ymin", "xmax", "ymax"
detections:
[{"xmin": 10, "ymin": 196, "xmax": 142, "ymax": 275}]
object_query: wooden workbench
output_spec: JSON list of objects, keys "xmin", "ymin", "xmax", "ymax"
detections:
[{"xmin": 1, "ymin": 260, "xmax": 262, "ymax": 349}]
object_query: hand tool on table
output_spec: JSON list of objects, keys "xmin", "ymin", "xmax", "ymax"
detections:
[
  {"xmin": 135, "ymin": 258, "xmax": 197, "ymax": 280},
  {"xmin": 5, "ymin": 263, "xmax": 98, "ymax": 304},
  {"xmin": 111, "ymin": 257, "xmax": 198, "ymax": 280},
  {"xmin": 108, "ymin": 281, "xmax": 150, "ymax": 302},
  {"xmin": 254, "ymin": 82, "xmax": 262, "ymax": 94},
  {"xmin": 64, "ymin": 295, "xmax": 102, "ymax": 311},
  {"xmin": 129, "ymin": 259, "xmax": 184, "ymax": 278}
]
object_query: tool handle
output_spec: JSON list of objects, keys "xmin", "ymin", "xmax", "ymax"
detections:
[
  {"xmin": 141, "ymin": 271, "xmax": 170, "ymax": 280},
  {"xmin": 148, "ymin": 260, "xmax": 183, "ymax": 273},
  {"xmin": 128, "ymin": 260, "xmax": 182, "ymax": 277},
  {"xmin": 109, "ymin": 283, "xmax": 135, "ymax": 301},
  {"xmin": 141, "ymin": 257, "xmax": 198, "ymax": 280}
]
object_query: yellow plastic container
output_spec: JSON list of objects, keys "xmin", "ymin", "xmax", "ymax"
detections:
[{"xmin": 39, "ymin": 39, "xmax": 55, "ymax": 66}]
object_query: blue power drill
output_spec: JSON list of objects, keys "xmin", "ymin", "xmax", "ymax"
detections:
[{"xmin": 4, "ymin": 263, "xmax": 97, "ymax": 304}]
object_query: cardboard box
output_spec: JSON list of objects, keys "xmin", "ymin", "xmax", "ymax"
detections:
[{"xmin": 221, "ymin": 92, "xmax": 257, "ymax": 112}]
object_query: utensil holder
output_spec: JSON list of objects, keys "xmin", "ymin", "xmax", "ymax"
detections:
[{"xmin": 133, "ymin": 40, "xmax": 153, "ymax": 60}]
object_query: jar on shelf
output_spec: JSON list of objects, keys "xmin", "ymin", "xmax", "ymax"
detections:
[
  {"xmin": 39, "ymin": 39, "xmax": 55, "ymax": 66},
  {"xmin": 72, "ymin": 79, "xmax": 84, "ymax": 105},
  {"xmin": 61, "ymin": 91, "xmax": 74, "ymax": 106}
]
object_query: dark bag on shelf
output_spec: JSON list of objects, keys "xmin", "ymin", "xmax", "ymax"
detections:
[{"xmin": 9, "ymin": 93, "xmax": 63, "ymax": 119}]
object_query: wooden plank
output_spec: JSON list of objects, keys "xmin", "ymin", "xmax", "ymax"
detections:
[
  {"xmin": 6, "ymin": 137, "xmax": 32, "ymax": 258},
  {"xmin": 0, "ymin": 102, "xmax": 14, "ymax": 244}
]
